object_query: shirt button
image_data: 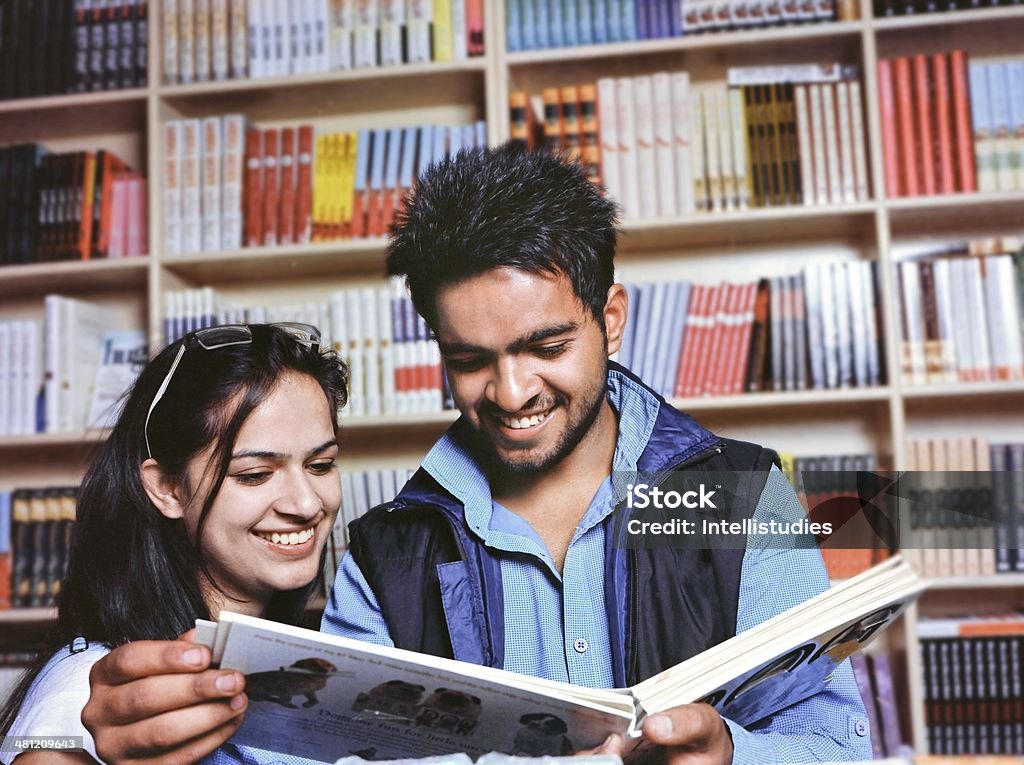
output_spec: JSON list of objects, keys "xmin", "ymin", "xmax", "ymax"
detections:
[
  {"xmin": 573, "ymin": 638, "xmax": 589, "ymax": 654},
  {"xmin": 854, "ymin": 719, "xmax": 869, "ymax": 737}
]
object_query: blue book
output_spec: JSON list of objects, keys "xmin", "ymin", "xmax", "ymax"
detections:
[
  {"xmin": 607, "ymin": 0, "xmax": 623, "ymax": 41},
  {"xmin": 669, "ymin": 0, "xmax": 683, "ymax": 36},
  {"xmin": 536, "ymin": 0, "xmax": 551, "ymax": 50},
  {"xmin": 622, "ymin": 0, "xmax": 638, "ymax": 40},
  {"xmin": 663, "ymin": 282, "xmax": 692, "ymax": 398},
  {"xmin": 619, "ymin": 283, "xmax": 641, "ymax": 371},
  {"xmin": 507, "ymin": 0, "xmax": 523, "ymax": 51},
  {"xmin": 636, "ymin": 0, "xmax": 650, "ymax": 39},
  {"xmin": 550, "ymin": 0, "xmax": 565, "ymax": 48},
  {"xmin": 578, "ymin": 0, "xmax": 594, "ymax": 45},
  {"xmin": 564, "ymin": 0, "xmax": 579, "ymax": 46},
  {"xmin": 639, "ymin": 281, "xmax": 668, "ymax": 386},
  {"xmin": 654, "ymin": 0, "xmax": 671, "ymax": 37},
  {"xmin": 593, "ymin": 0, "xmax": 609, "ymax": 42},
  {"xmin": 522, "ymin": 0, "xmax": 537, "ymax": 50},
  {"xmin": 631, "ymin": 283, "xmax": 655, "ymax": 377},
  {"xmin": 0, "ymin": 491, "xmax": 10, "ymax": 556}
]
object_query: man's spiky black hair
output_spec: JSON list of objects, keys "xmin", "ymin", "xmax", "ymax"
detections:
[{"xmin": 386, "ymin": 143, "xmax": 619, "ymax": 330}]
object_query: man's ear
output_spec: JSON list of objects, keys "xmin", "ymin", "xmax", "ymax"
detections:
[
  {"xmin": 140, "ymin": 459, "xmax": 186, "ymax": 520},
  {"xmin": 603, "ymin": 283, "xmax": 628, "ymax": 357}
]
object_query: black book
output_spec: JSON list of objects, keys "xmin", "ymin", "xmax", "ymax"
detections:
[
  {"xmin": 0, "ymin": 147, "xmax": 9, "ymax": 265},
  {"xmin": 134, "ymin": 0, "xmax": 147, "ymax": 86},
  {"xmin": 88, "ymin": 0, "xmax": 105, "ymax": 90},
  {"xmin": 103, "ymin": 0, "xmax": 119, "ymax": 89},
  {"xmin": 74, "ymin": 0, "xmax": 90, "ymax": 91},
  {"xmin": 118, "ymin": 0, "xmax": 134, "ymax": 87},
  {"xmin": 5, "ymin": 147, "xmax": 24, "ymax": 264}
]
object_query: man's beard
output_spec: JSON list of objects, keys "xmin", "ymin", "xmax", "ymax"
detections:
[{"xmin": 474, "ymin": 375, "xmax": 609, "ymax": 480}]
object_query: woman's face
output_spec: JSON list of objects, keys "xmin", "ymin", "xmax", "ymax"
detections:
[{"xmin": 182, "ymin": 372, "xmax": 341, "ymax": 615}]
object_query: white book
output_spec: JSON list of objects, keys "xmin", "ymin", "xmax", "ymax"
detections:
[
  {"xmin": 163, "ymin": 0, "xmax": 180, "ymax": 83},
  {"xmin": 968, "ymin": 61, "xmax": 996, "ymax": 194},
  {"xmin": 211, "ymin": 0, "xmax": 230, "ymax": 79},
  {"xmin": 288, "ymin": 0, "xmax": 307, "ymax": 73},
  {"xmin": 406, "ymin": 0, "xmax": 432, "ymax": 64},
  {"xmin": 715, "ymin": 89, "xmax": 735, "ymax": 211},
  {"xmin": 179, "ymin": 0, "xmax": 196, "ymax": 83},
  {"xmin": 846, "ymin": 261, "xmax": 867, "ymax": 387},
  {"xmin": 1009, "ymin": 62, "xmax": 1024, "ymax": 192},
  {"xmin": 614, "ymin": 77, "xmax": 641, "ymax": 221},
  {"xmin": 330, "ymin": 0, "xmax": 353, "ymax": 69},
  {"xmin": 376, "ymin": 286, "xmax": 396, "ymax": 415},
  {"xmin": 328, "ymin": 290, "xmax": 351, "ymax": 413},
  {"xmin": 21, "ymin": 321, "xmax": 42, "ymax": 435},
  {"xmin": 803, "ymin": 265, "xmax": 826, "ymax": 390},
  {"xmin": 818, "ymin": 264, "xmax": 838, "ymax": 389},
  {"xmin": 931, "ymin": 259, "xmax": 959, "ymax": 384},
  {"xmin": 201, "ymin": 117, "xmax": 224, "ymax": 251},
  {"xmin": 596, "ymin": 78, "xmax": 622, "ymax": 213},
  {"xmin": 361, "ymin": 288, "xmax": 382, "ymax": 416},
  {"xmin": 821, "ymin": 84, "xmax": 842, "ymax": 206},
  {"xmin": 728, "ymin": 89, "xmax": 749, "ymax": 210},
  {"xmin": 312, "ymin": 0, "xmax": 330, "ymax": 71},
  {"xmin": 808, "ymin": 84, "xmax": 829, "ymax": 207},
  {"xmin": 163, "ymin": 120, "xmax": 185, "ymax": 256},
  {"xmin": 835, "ymin": 82, "xmax": 856, "ymax": 204},
  {"xmin": 388, "ymin": 278, "xmax": 410, "ymax": 414},
  {"xmin": 947, "ymin": 260, "xmax": 973, "ymax": 382},
  {"xmin": 984, "ymin": 255, "xmax": 1024, "ymax": 380},
  {"xmin": 43, "ymin": 296, "xmax": 63, "ymax": 433},
  {"xmin": 353, "ymin": 0, "xmax": 379, "ymax": 68},
  {"xmin": 651, "ymin": 73, "xmax": 678, "ymax": 218},
  {"xmin": 380, "ymin": 0, "xmax": 406, "ymax": 64},
  {"xmin": 726, "ymin": 64, "xmax": 846, "ymax": 87},
  {"xmin": 272, "ymin": 0, "xmax": 291, "ymax": 75},
  {"xmin": 964, "ymin": 257, "xmax": 993, "ymax": 380},
  {"xmin": 848, "ymin": 81, "xmax": 870, "ymax": 202},
  {"xmin": 344, "ymin": 288, "xmax": 365, "ymax": 416},
  {"xmin": 8, "ymin": 323, "xmax": 24, "ymax": 436},
  {"xmin": 451, "ymin": 0, "xmax": 467, "ymax": 60},
  {"xmin": 87, "ymin": 329, "xmax": 148, "ymax": 430},
  {"xmin": 247, "ymin": 0, "xmax": 265, "ymax": 77},
  {"xmin": 0, "ymin": 323, "xmax": 11, "ymax": 436},
  {"xmin": 229, "ymin": 0, "xmax": 248, "ymax": 78},
  {"xmin": 899, "ymin": 261, "xmax": 926, "ymax": 386},
  {"xmin": 702, "ymin": 89, "xmax": 723, "ymax": 213},
  {"xmin": 181, "ymin": 119, "xmax": 203, "ymax": 253},
  {"xmin": 793, "ymin": 85, "xmax": 815, "ymax": 206},
  {"xmin": 221, "ymin": 114, "xmax": 246, "ymax": 250},
  {"xmin": 195, "ymin": 0, "xmax": 212, "ymax": 81},
  {"xmin": 690, "ymin": 91, "xmax": 707, "ymax": 212},
  {"xmin": 670, "ymin": 72, "xmax": 695, "ymax": 214},
  {"xmin": 632, "ymin": 76, "xmax": 658, "ymax": 221},
  {"xmin": 862, "ymin": 262, "xmax": 880, "ymax": 387},
  {"xmin": 986, "ymin": 63, "xmax": 1014, "ymax": 193}
]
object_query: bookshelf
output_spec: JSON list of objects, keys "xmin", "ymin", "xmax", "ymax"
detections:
[{"xmin": 1, "ymin": 0, "xmax": 1023, "ymax": 756}]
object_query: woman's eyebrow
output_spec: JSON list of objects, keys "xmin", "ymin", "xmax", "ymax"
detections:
[{"xmin": 230, "ymin": 439, "xmax": 338, "ymax": 461}]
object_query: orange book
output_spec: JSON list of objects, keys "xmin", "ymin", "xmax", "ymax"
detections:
[
  {"xmin": 893, "ymin": 57, "xmax": 918, "ymax": 197},
  {"xmin": 243, "ymin": 128, "xmax": 263, "ymax": 247},
  {"xmin": 931, "ymin": 53, "xmax": 956, "ymax": 195},
  {"xmin": 579, "ymin": 84, "xmax": 601, "ymax": 185},
  {"xmin": 949, "ymin": 50, "xmax": 977, "ymax": 193},
  {"xmin": 262, "ymin": 128, "xmax": 280, "ymax": 246},
  {"xmin": 561, "ymin": 86, "xmax": 582, "ymax": 164},
  {"xmin": 295, "ymin": 125, "xmax": 314, "ymax": 244},
  {"xmin": 75, "ymin": 152, "xmax": 98, "ymax": 260},
  {"xmin": 726, "ymin": 282, "xmax": 758, "ymax": 396},
  {"xmin": 674, "ymin": 284, "xmax": 707, "ymax": 398},
  {"xmin": 466, "ymin": 0, "xmax": 484, "ymax": 55},
  {"xmin": 278, "ymin": 127, "xmax": 296, "ymax": 245},
  {"xmin": 509, "ymin": 91, "xmax": 535, "ymax": 151},
  {"xmin": 542, "ymin": 87, "xmax": 563, "ymax": 152},
  {"xmin": 877, "ymin": 60, "xmax": 900, "ymax": 198},
  {"xmin": 691, "ymin": 284, "xmax": 725, "ymax": 397},
  {"xmin": 93, "ymin": 150, "xmax": 128, "ymax": 259},
  {"xmin": 913, "ymin": 54, "xmax": 936, "ymax": 196}
]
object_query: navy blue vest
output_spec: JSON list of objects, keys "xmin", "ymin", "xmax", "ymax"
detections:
[{"xmin": 348, "ymin": 368, "xmax": 776, "ymax": 687}]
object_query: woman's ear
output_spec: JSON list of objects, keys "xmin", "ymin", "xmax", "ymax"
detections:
[{"xmin": 140, "ymin": 459, "xmax": 186, "ymax": 520}]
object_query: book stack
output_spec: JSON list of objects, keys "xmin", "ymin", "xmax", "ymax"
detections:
[
  {"xmin": 0, "ymin": 488, "xmax": 78, "ymax": 610},
  {"xmin": 918, "ymin": 616, "xmax": 1024, "ymax": 756},
  {"xmin": 320, "ymin": 467, "xmax": 416, "ymax": 594},
  {"xmin": 163, "ymin": 116, "xmax": 486, "ymax": 255},
  {"xmin": 505, "ymin": 0, "xmax": 853, "ymax": 53},
  {"xmin": 894, "ymin": 239, "xmax": 1024, "ymax": 386},
  {"xmin": 616, "ymin": 263, "xmax": 883, "ymax": 400},
  {"xmin": 901, "ymin": 437, "xmax": 1022, "ymax": 578},
  {"xmin": 160, "ymin": 0, "xmax": 485, "ymax": 85},
  {"xmin": 0, "ymin": 145, "xmax": 148, "ymax": 266},
  {"xmin": 162, "ymin": 279, "xmax": 449, "ymax": 418},
  {"xmin": 877, "ymin": 51, "xmax": 1024, "ymax": 198},
  {"xmin": 0, "ymin": 0, "xmax": 148, "ymax": 100},
  {"xmin": 517, "ymin": 63, "xmax": 870, "ymax": 220}
]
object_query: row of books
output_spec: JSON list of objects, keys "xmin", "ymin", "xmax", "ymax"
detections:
[
  {"xmin": 505, "ymin": 0, "xmax": 851, "ymax": 53},
  {"xmin": 161, "ymin": 0, "xmax": 485, "ymax": 85},
  {"xmin": 876, "ymin": 0, "xmax": 1024, "ymax": 17},
  {"xmin": 163, "ymin": 116, "xmax": 486, "ymax": 255},
  {"xmin": 0, "ymin": 488, "xmax": 78, "ymax": 610},
  {"xmin": 896, "ymin": 243, "xmax": 1024, "ymax": 386},
  {"xmin": 517, "ymin": 64, "xmax": 870, "ymax": 220},
  {"xmin": 163, "ymin": 280, "xmax": 448, "ymax": 417},
  {"xmin": 0, "ymin": 145, "xmax": 147, "ymax": 266},
  {"xmin": 320, "ymin": 467, "xmax": 415, "ymax": 595},
  {"xmin": 903, "ymin": 437, "xmax": 1024, "ymax": 577},
  {"xmin": 617, "ymin": 262, "xmax": 883, "ymax": 400},
  {"xmin": 850, "ymin": 651, "xmax": 908, "ymax": 759},
  {"xmin": 918, "ymin": 616, "xmax": 1024, "ymax": 756},
  {"xmin": 0, "ymin": 0, "xmax": 147, "ymax": 101}
]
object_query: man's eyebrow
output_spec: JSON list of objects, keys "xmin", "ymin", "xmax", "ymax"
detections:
[
  {"xmin": 231, "ymin": 439, "xmax": 338, "ymax": 461},
  {"xmin": 439, "ymin": 323, "xmax": 579, "ymax": 356}
]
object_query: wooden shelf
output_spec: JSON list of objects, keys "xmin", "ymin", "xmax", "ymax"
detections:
[
  {"xmin": 0, "ymin": 431, "xmax": 109, "ymax": 451},
  {"xmin": 506, "ymin": 21, "xmax": 866, "ymax": 66},
  {"xmin": 922, "ymin": 573, "xmax": 1024, "ymax": 590},
  {"xmin": 885, "ymin": 190, "xmax": 1024, "ymax": 213},
  {"xmin": 902, "ymin": 380, "xmax": 1024, "ymax": 400},
  {"xmin": 0, "ymin": 258, "xmax": 150, "ymax": 298},
  {"xmin": 0, "ymin": 608, "xmax": 57, "ymax": 623},
  {"xmin": 0, "ymin": 88, "xmax": 148, "ymax": 116},
  {"xmin": 342, "ymin": 410, "xmax": 460, "ymax": 432},
  {"xmin": 671, "ymin": 387, "xmax": 892, "ymax": 411},
  {"xmin": 872, "ymin": 5, "xmax": 1024, "ymax": 31},
  {"xmin": 161, "ymin": 240, "xmax": 389, "ymax": 283}
]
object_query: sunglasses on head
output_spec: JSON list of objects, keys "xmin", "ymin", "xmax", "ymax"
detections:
[{"xmin": 144, "ymin": 322, "xmax": 322, "ymax": 460}]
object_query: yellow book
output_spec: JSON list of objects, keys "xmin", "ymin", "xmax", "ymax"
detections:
[
  {"xmin": 327, "ymin": 134, "xmax": 344, "ymax": 240},
  {"xmin": 432, "ymin": 0, "xmax": 453, "ymax": 62},
  {"xmin": 312, "ymin": 134, "xmax": 328, "ymax": 242},
  {"xmin": 340, "ymin": 132, "xmax": 358, "ymax": 237}
]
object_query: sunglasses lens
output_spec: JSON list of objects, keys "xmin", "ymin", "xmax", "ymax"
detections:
[{"xmin": 194, "ymin": 325, "xmax": 253, "ymax": 349}]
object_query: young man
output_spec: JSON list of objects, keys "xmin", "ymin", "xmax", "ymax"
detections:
[{"xmin": 82, "ymin": 146, "xmax": 872, "ymax": 764}]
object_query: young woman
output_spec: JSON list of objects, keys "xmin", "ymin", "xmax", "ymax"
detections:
[{"xmin": 0, "ymin": 323, "xmax": 348, "ymax": 765}]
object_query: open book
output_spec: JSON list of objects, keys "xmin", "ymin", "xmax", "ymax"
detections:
[{"xmin": 197, "ymin": 556, "xmax": 924, "ymax": 762}]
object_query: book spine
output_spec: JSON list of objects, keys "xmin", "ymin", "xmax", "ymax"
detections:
[
  {"xmin": 893, "ymin": 57, "xmax": 918, "ymax": 197},
  {"xmin": 949, "ymin": 50, "xmax": 976, "ymax": 194},
  {"xmin": 932, "ymin": 53, "xmax": 956, "ymax": 196},
  {"xmin": 633, "ymin": 76, "xmax": 658, "ymax": 220},
  {"xmin": 913, "ymin": 54, "xmax": 936, "ymax": 196},
  {"xmin": 243, "ymin": 127, "xmax": 263, "ymax": 247},
  {"xmin": 670, "ymin": 72, "xmax": 695, "ymax": 214},
  {"xmin": 652, "ymin": 73, "xmax": 678, "ymax": 217},
  {"xmin": 969, "ymin": 61, "xmax": 996, "ymax": 194},
  {"xmin": 261, "ymin": 127, "xmax": 280, "ymax": 247},
  {"xmin": 278, "ymin": 127, "xmax": 296, "ymax": 245},
  {"xmin": 229, "ymin": 0, "xmax": 248, "ymax": 77},
  {"xmin": 615, "ymin": 77, "xmax": 641, "ymax": 220},
  {"xmin": 194, "ymin": 0, "xmax": 211, "ymax": 81},
  {"xmin": 181, "ymin": 119, "xmax": 202, "ymax": 253},
  {"xmin": 201, "ymin": 116, "xmax": 223, "ymax": 251}
]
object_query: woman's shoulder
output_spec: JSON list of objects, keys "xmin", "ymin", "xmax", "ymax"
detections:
[{"xmin": 2, "ymin": 640, "xmax": 111, "ymax": 765}]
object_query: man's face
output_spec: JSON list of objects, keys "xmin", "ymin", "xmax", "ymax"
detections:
[{"xmin": 434, "ymin": 267, "xmax": 623, "ymax": 477}]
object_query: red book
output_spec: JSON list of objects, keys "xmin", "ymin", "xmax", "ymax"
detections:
[
  {"xmin": 243, "ymin": 128, "xmax": 263, "ymax": 247},
  {"xmin": 674, "ymin": 284, "xmax": 706, "ymax": 398},
  {"xmin": 877, "ymin": 60, "xmax": 901, "ymax": 198},
  {"xmin": 691, "ymin": 284, "xmax": 725, "ymax": 397},
  {"xmin": 893, "ymin": 57, "xmax": 919, "ymax": 197},
  {"xmin": 262, "ymin": 128, "xmax": 280, "ymax": 246},
  {"xmin": 913, "ymin": 55, "xmax": 936, "ymax": 195},
  {"xmin": 949, "ymin": 50, "xmax": 977, "ymax": 193},
  {"xmin": 295, "ymin": 126, "xmax": 314, "ymax": 244},
  {"xmin": 728, "ymin": 282, "xmax": 758, "ymax": 395},
  {"xmin": 931, "ymin": 53, "xmax": 956, "ymax": 195},
  {"xmin": 466, "ymin": 0, "xmax": 484, "ymax": 56},
  {"xmin": 278, "ymin": 128, "xmax": 296, "ymax": 245},
  {"xmin": 708, "ymin": 283, "xmax": 739, "ymax": 397}
]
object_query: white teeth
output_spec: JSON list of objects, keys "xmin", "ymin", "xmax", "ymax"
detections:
[
  {"xmin": 271, "ymin": 533, "xmax": 281, "ymax": 544},
  {"xmin": 257, "ymin": 527, "xmax": 314, "ymax": 546},
  {"xmin": 500, "ymin": 411, "xmax": 550, "ymax": 429}
]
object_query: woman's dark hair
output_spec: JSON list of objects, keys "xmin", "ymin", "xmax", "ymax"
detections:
[
  {"xmin": 386, "ymin": 143, "xmax": 619, "ymax": 331},
  {"xmin": 0, "ymin": 324, "xmax": 348, "ymax": 734}
]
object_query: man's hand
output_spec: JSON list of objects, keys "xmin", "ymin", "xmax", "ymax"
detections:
[
  {"xmin": 82, "ymin": 630, "xmax": 248, "ymax": 765},
  {"xmin": 576, "ymin": 704, "xmax": 733, "ymax": 764}
]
